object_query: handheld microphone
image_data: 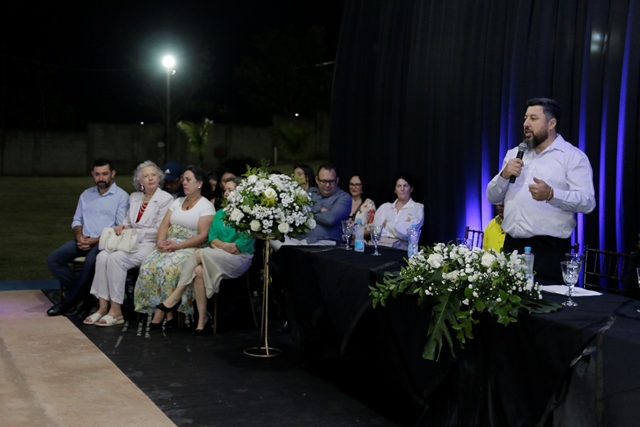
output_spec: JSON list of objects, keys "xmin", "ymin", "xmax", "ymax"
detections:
[{"xmin": 509, "ymin": 142, "xmax": 529, "ymax": 184}]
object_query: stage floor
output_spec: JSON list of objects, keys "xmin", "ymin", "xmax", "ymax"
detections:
[
  {"xmin": 0, "ymin": 290, "xmax": 175, "ymax": 427},
  {"xmin": 1, "ymin": 289, "xmax": 409, "ymax": 426}
]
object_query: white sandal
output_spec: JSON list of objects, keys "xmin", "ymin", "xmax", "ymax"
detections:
[
  {"xmin": 96, "ymin": 315, "xmax": 125, "ymax": 327},
  {"xmin": 83, "ymin": 312, "xmax": 103, "ymax": 325}
]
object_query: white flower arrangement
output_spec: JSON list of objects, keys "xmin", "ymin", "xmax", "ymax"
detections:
[
  {"xmin": 370, "ymin": 243, "xmax": 560, "ymax": 361},
  {"xmin": 222, "ymin": 165, "xmax": 315, "ymax": 240}
]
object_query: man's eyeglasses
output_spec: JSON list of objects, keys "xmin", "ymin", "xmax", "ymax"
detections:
[
  {"xmin": 349, "ymin": 183, "xmax": 362, "ymax": 187},
  {"xmin": 318, "ymin": 179, "xmax": 337, "ymax": 185}
]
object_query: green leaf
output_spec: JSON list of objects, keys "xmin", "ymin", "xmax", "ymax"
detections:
[
  {"xmin": 367, "ymin": 242, "xmax": 563, "ymax": 363},
  {"xmin": 423, "ymin": 291, "xmax": 463, "ymax": 361},
  {"xmin": 474, "ymin": 298, "xmax": 486, "ymax": 312},
  {"xmin": 509, "ymin": 294, "xmax": 522, "ymax": 304}
]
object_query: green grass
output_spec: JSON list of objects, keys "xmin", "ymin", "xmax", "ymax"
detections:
[
  {"xmin": 0, "ymin": 176, "xmax": 136, "ymax": 280},
  {"xmin": 0, "ymin": 161, "xmax": 325, "ymax": 280}
]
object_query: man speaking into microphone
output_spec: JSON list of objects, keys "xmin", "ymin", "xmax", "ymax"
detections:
[{"xmin": 486, "ymin": 98, "xmax": 596, "ymax": 283}]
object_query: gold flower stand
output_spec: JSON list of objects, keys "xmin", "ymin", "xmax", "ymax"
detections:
[{"xmin": 244, "ymin": 235, "xmax": 282, "ymax": 357}]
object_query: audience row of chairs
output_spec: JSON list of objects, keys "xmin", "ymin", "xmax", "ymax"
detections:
[{"xmin": 70, "ymin": 256, "xmax": 259, "ymax": 334}]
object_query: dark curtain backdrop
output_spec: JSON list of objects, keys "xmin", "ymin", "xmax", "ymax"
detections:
[{"xmin": 330, "ymin": 0, "xmax": 640, "ymax": 254}]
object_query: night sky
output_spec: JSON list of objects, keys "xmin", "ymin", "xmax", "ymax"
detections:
[{"xmin": 2, "ymin": 0, "xmax": 344, "ymax": 128}]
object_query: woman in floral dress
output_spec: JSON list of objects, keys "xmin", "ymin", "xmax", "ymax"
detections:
[
  {"xmin": 151, "ymin": 178, "xmax": 255, "ymax": 334},
  {"xmin": 134, "ymin": 165, "xmax": 215, "ymax": 326}
]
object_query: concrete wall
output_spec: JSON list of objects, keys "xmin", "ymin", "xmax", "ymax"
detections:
[{"xmin": 0, "ymin": 113, "xmax": 329, "ymax": 176}]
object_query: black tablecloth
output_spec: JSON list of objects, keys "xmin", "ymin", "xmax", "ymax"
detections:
[{"xmin": 271, "ymin": 245, "xmax": 640, "ymax": 427}]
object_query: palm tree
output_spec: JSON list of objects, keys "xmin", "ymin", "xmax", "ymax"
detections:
[
  {"xmin": 273, "ymin": 121, "xmax": 309, "ymax": 165},
  {"xmin": 177, "ymin": 118, "xmax": 214, "ymax": 166}
]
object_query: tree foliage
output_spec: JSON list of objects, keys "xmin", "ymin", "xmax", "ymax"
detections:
[
  {"xmin": 177, "ymin": 118, "xmax": 214, "ymax": 166},
  {"xmin": 272, "ymin": 122, "xmax": 309, "ymax": 165}
]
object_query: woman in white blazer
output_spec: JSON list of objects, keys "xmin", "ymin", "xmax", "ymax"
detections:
[{"xmin": 85, "ymin": 160, "xmax": 174, "ymax": 326}]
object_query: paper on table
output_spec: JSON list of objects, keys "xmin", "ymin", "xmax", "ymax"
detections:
[{"xmin": 541, "ymin": 285, "xmax": 602, "ymax": 297}]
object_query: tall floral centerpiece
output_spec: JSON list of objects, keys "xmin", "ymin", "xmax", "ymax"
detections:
[
  {"xmin": 222, "ymin": 165, "xmax": 316, "ymax": 240},
  {"xmin": 222, "ymin": 164, "xmax": 315, "ymax": 357},
  {"xmin": 370, "ymin": 243, "xmax": 560, "ymax": 361}
]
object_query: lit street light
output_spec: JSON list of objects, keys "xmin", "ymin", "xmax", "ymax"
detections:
[{"xmin": 162, "ymin": 55, "xmax": 176, "ymax": 164}]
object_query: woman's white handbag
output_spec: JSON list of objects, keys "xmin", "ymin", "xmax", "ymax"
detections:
[{"xmin": 98, "ymin": 227, "xmax": 139, "ymax": 253}]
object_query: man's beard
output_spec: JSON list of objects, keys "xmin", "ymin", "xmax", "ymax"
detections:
[
  {"xmin": 524, "ymin": 128, "xmax": 548, "ymax": 148},
  {"xmin": 96, "ymin": 179, "xmax": 112, "ymax": 189}
]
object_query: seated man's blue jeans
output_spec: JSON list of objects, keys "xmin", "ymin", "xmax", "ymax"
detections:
[{"xmin": 46, "ymin": 239, "xmax": 100, "ymax": 307}]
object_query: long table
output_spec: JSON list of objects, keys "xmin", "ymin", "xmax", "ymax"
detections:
[{"xmin": 271, "ymin": 245, "xmax": 640, "ymax": 427}]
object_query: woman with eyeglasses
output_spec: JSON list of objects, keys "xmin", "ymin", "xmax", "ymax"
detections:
[
  {"xmin": 373, "ymin": 172, "xmax": 424, "ymax": 250},
  {"xmin": 347, "ymin": 175, "xmax": 376, "ymax": 239}
]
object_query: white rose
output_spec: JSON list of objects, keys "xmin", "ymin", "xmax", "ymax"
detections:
[
  {"xmin": 481, "ymin": 252, "xmax": 496, "ymax": 268},
  {"xmin": 264, "ymin": 188, "xmax": 277, "ymax": 198},
  {"xmin": 308, "ymin": 218, "xmax": 317, "ymax": 229},
  {"xmin": 229, "ymin": 208, "xmax": 245, "ymax": 222},
  {"xmin": 250, "ymin": 220, "xmax": 261, "ymax": 231},
  {"xmin": 277, "ymin": 222, "xmax": 290, "ymax": 234},
  {"xmin": 426, "ymin": 253, "xmax": 443, "ymax": 269}
]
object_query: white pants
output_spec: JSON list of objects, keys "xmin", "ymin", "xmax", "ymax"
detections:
[
  {"xmin": 177, "ymin": 248, "xmax": 254, "ymax": 298},
  {"xmin": 90, "ymin": 243, "xmax": 154, "ymax": 304}
]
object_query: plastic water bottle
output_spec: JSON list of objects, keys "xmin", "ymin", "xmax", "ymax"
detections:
[
  {"xmin": 408, "ymin": 223, "xmax": 421, "ymax": 257},
  {"xmin": 354, "ymin": 219, "xmax": 365, "ymax": 252},
  {"xmin": 523, "ymin": 246, "xmax": 535, "ymax": 285}
]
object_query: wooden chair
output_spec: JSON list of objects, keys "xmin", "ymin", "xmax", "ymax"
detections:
[
  {"xmin": 583, "ymin": 246, "xmax": 631, "ymax": 294},
  {"xmin": 464, "ymin": 226, "xmax": 484, "ymax": 248}
]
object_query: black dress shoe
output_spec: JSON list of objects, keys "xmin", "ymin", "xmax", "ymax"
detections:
[
  {"xmin": 149, "ymin": 322, "xmax": 163, "ymax": 330},
  {"xmin": 193, "ymin": 316, "xmax": 212, "ymax": 336},
  {"xmin": 64, "ymin": 300, "xmax": 88, "ymax": 318},
  {"xmin": 164, "ymin": 317, "xmax": 179, "ymax": 329},
  {"xmin": 156, "ymin": 301, "xmax": 181, "ymax": 313},
  {"xmin": 47, "ymin": 303, "xmax": 67, "ymax": 317},
  {"xmin": 193, "ymin": 326, "xmax": 213, "ymax": 336}
]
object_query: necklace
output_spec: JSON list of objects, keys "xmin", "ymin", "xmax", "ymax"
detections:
[
  {"xmin": 143, "ymin": 189, "xmax": 156, "ymax": 202},
  {"xmin": 137, "ymin": 201, "xmax": 148, "ymax": 222},
  {"xmin": 183, "ymin": 196, "xmax": 201, "ymax": 210}
]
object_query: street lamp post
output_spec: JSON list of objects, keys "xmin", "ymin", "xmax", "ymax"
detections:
[{"xmin": 162, "ymin": 55, "xmax": 176, "ymax": 164}]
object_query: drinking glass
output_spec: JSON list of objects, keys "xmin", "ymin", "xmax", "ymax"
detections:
[
  {"xmin": 560, "ymin": 261, "xmax": 580, "ymax": 307},
  {"xmin": 636, "ymin": 267, "xmax": 640, "ymax": 313},
  {"xmin": 341, "ymin": 219, "xmax": 354, "ymax": 250},
  {"xmin": 370, "ymin": 225, "xmax": 383, "ymax": 256},
  {"xmin": 565, "ymin": 253, "xmax": 584, "ymax": 271},
  {"xmin": 456, "ymin": 238, "xmax": 471, "ymax": 248}
]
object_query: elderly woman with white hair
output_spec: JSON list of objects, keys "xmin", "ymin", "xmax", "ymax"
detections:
[{"xmin": 84, "ymin": 160, "xmax": 174, "ymax": 326}]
